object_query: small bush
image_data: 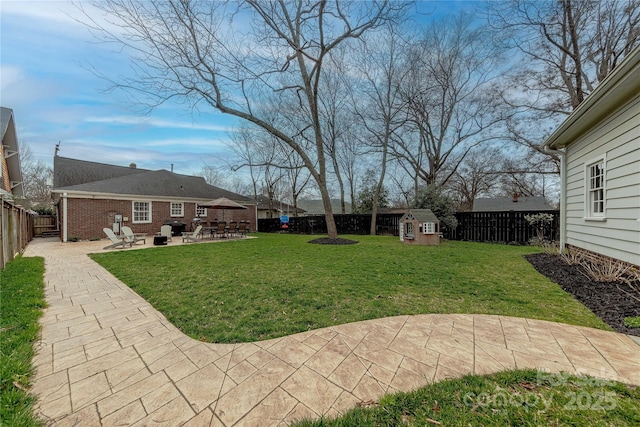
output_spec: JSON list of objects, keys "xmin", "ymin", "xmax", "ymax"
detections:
[{"xmin": 624, "ymin": 317, "xmax": 640, "ymax": 328}]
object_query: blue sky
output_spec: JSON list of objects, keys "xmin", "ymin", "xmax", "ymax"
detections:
[{"xmin": 1, "ymin": 1, "xmax": 473, "ymax": 177}]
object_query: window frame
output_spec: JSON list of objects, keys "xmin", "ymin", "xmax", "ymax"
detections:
[
  {"xmin": 584, "ymin": 155, "xmax": 606, "ymax": 220},
  {"xmin": 170, "ymin": 202, "xmax": 184, "ymax": 218},
  {"xmin": 132, "ymin": 201, "xmax": 152, "ymax": 224},
  {"xmin": 196, "ymin": 206, "xmax": 207, "ymax": 217},
  {"xmin": 423, "ymin": 222, "xmax": 435, "ymax": 234}
]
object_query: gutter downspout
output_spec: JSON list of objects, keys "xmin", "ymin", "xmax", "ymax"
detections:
[
  {"xmin": 543, "ymin": 146, "xmax": 567, "ymax": 252},
  {"xmin": 62, "ymin": 192, "xmax": 68, "ymax": 243}
]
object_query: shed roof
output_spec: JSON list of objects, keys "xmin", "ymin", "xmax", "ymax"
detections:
[
  {"xmin": 401, "ymin": 209, "xmax": 439, "ymax": 222},
  {"xmin": 473, "ymin": 196, "xmax": 556, "ymax": 212}
]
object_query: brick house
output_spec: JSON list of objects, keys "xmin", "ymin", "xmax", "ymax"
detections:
[{"xmin": 52, "ymin": 156, "xmax": 256, "ymax": 241}]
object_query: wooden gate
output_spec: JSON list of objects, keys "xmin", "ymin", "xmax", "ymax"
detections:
[{"xmin": 33, "ymin": 215, "xmax": 58, "ymax": 237}]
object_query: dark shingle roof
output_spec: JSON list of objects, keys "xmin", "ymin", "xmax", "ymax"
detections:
[
  {"xmin": 251, "ymin": 195, "xmax": 306, "ymax": 213},
  {"xmin": 401, "ymin": 209, "xmax": 439, "ymax": 222},
  {"xmin": 1, "ymin": 107, "xmax": 13, "ymax": 140},
  {"xmin": 473, "ymin": 196, "xmax": 556, "ymax": 212},
  {"xmin": 53, "ymin": 157, "xmax": 250, "ymax": 201},
  {"xmin": 297, "ymin": 199, "xmax": 352, "ymax": 215},
  {"xmin": 53, "ymin": 156, "xmax": 148, "ymax": 188}
]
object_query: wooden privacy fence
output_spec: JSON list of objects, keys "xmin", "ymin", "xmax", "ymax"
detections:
[
  {"xmin": 33, "ymin": 215, "xmax": 58, "ymax": 237},
  {"xmin": 443, "ymin": 210, "xmax": 560, "ymax": 244},
  {"xmin": 258, "ymin": 210, "xmax": 560, "ymax": 245},
  {"xmin": 1, "ymin": 198, "xmax": 34, "ymax": 269},
  {"xmin": 258, "ymin": 213, "xmax": 403, "ymax": 235}
]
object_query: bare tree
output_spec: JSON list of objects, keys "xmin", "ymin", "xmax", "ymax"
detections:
[
  {"xmin": 18, "ymin": 144, "xmax": 53, "ymax": 210},
  {"xmin": 82, "ymin": 0, "xmax": 409, "ymax": 239},
  {"xmin": 447, "ymin": 147, "xmax": 504, "ymax": 211},
  {"xmin": 487, "ymin": 0, "xmax": 639, "ymax": 112},
  {"xmin": 396, "ymin": 13, "xmax": 507, "ymax": 195},
  {"xmin": 352, "ymin": 25, "xmax": 409, "ymax": 234},
  {"xmin": 196, "ymin": 164, "xmax": 228, "ymax": 188},
  {"xmin": 318, "ymin": 48, "xmax": 354, "ymax": 215}
]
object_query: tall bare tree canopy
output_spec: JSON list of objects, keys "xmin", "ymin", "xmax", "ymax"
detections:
[
  {"xmin": 488, "ymin": 0, "xmax": 639, "ymax": 113},
  {"xmin": 82, "ymin": 0, "xmax": 409, "ymax": 239}
]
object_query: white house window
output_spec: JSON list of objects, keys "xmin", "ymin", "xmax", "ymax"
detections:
[
  {"xmin": 170, "ymin": 202, "xmax": 184, "ymax": 217},
  {"xmin": 423, "ymin": 222, "xmax": 435, "ymax": 234},
  {"xmin": 585, "ymin": 157, "xmax": 605, "ymax": 218},
  {"xmin": 133, "ymin": 201, "xmax": 152, "ymax": 223},
  {"xmin": 196, "ymin": 206, "xmax": 207, "ymax": 217}
]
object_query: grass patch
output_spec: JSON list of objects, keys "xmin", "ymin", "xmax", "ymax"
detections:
[
  {"xmin": 90, "ymin": 234, "xmax": 607, "ymax": 343},
  {"xmin": 624, "ymin": 317, "xmax": 640, "ymax": 328},
  {"xmin": 291, "ymin": 369, "xmax": 640, "ymax": 426},
  {"xmin": 0, "ymin": 256, "xmax": 46, "ymax": 427}
]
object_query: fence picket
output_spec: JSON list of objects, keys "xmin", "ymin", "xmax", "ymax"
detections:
[{"xmin": 258, "ymin": 210, "xmax": 559, "ymax": 245}]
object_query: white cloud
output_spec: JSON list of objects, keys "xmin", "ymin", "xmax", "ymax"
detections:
[{"xmin": 84, "ymin": 116, "xmax": 231, "ymax": 132}]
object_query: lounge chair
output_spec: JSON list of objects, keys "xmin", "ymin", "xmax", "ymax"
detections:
[
  {"xmin": 160, "ymin": 224, "xmax": 173, "ymax": 242},
  {"xmin": 103, "ymin": 227, "xmax": 131, "ymax": 250},
  {"xmin": 121, "ymin": 226, "xmax": 146, "ymax": 245},
  {"xmin": 182, "ymin": 225, "xmax": 203, "ymax": 243}
]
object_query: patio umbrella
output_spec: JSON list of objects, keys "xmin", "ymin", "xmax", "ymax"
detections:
[{"xmin": 198, "ymin": 197, "xmax": 247, "ymax": 221}]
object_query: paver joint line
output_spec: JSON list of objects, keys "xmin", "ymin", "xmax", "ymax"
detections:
[{"xmin": 22, "ymin": 238, "xmax": 640, "ymax": 426}]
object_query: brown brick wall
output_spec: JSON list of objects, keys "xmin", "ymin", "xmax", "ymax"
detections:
[
  {"xmin": 63, "ymin": 198, "xmax": 256, "ymax": 240},
  {"xmin": 566, "ymin": 244, "xmax": 640, "ymax": 270}
]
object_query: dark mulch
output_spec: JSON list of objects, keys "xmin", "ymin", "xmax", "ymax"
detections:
[
  {"xmin": 525, "ymin": 253, "xmax": 640, "ymax": 336},
  {"xmin": 308, "ymin": 237, "xmax": 359, "ymax": 245}
]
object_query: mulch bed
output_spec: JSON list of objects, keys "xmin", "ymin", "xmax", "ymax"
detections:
[
  {"xmin": 525, "ymin": 253, "xmax": 640, "ymax": 336},
  {"xmin": 308, "ymin": 237, "xmax": 359, "ymax": 245}
]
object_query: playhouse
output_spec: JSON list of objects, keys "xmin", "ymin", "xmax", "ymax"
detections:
[{"xmin": 399, "ymin": 209, "xmax": 440, "ymax": 245}]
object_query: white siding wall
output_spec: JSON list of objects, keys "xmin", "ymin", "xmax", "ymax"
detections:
[{"xmin": 565, "ymin": 94, "xmax": 640, "ymax": 266}]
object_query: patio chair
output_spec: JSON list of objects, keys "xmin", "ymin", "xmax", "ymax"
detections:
[
  {"xmin": 160, "ymin": 224, "xmax": 173, "ymax": 242},
  {"xmin": 182, "ymin": 225, "xmax": 202, "ymax": 243},
  {"xmin": 213, "ymin": 222, "xmax": 227, "ymax": 239},
  {"xmin": 228, "ymin": 221, "xmax": 238, "ymax": 238},
  {"xmin": 103, "ymin": 227, "xmax": 131, "ymax": 250},
  {"xmin": 237, "ymin": 221, "xmax": 248, "ymax": 238},
  {"xmin": 121, "ymin": 226, "xmax": 146, "ymax": 245}
]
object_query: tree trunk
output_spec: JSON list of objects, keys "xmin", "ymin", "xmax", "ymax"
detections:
[{"xmin": 319, "ymin": 186, "xmax": 338, "ymax": 239}]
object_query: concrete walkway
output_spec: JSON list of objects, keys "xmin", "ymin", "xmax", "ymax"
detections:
[{"xmin": 24, "ymin": 237, "xmax": 640, "ymax": 427}]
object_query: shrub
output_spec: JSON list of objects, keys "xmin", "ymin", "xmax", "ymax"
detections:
[
  {"xmin": 524, "ymin": 213, "xmax": 554, "ymax": 244},
  {"xmin": 412, "ymin": 186, "xmax": 458, "ymax": 232}
]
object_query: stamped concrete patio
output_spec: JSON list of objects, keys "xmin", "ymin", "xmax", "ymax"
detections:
[{"xmin": 24, "ymin": 237, "xmax": 640, "ymax": 426}]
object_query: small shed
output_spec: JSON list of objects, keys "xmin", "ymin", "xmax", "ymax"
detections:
[{"xmin": 399, "ymin": 209, "xmax": 440, "ymax": 245}]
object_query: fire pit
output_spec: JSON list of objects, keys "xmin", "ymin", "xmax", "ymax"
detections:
[{"xmin": 163, "ymin": 219, "xmax": 186, "ymax": 236}]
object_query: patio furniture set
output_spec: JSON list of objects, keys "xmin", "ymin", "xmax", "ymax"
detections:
[
  {"xmin": 103, "ymin": 221, "xmax": 250, "ymax": 249},
  {"xmin": 183, "ymin": 220, "xmax": 250, "ymax": 242}
]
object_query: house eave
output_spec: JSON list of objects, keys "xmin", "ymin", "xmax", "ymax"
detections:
[
  {"xmin": 542, "ymin": 45, "xmax": 640, "ymax": 150},
  {"xmin": 51, "ymin": 189, "xmax": 257, "ymax": 206}
]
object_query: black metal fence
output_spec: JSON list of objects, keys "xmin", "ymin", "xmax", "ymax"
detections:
[{"xmin": 258, "ymin": 210, "xmax": 560, "ymax": 245}]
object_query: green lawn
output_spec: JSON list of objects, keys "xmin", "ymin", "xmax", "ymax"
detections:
[
  {"xmin": 90, "ymin": 234, "xmax": 608, "ymax": 343},
  {"xmin": 0, "ymin": 256, "xmax": 45, "ymax": 427},
  {"xmin": 292, "ymin": 369, "xmax": 640, "ymax": 427}
]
